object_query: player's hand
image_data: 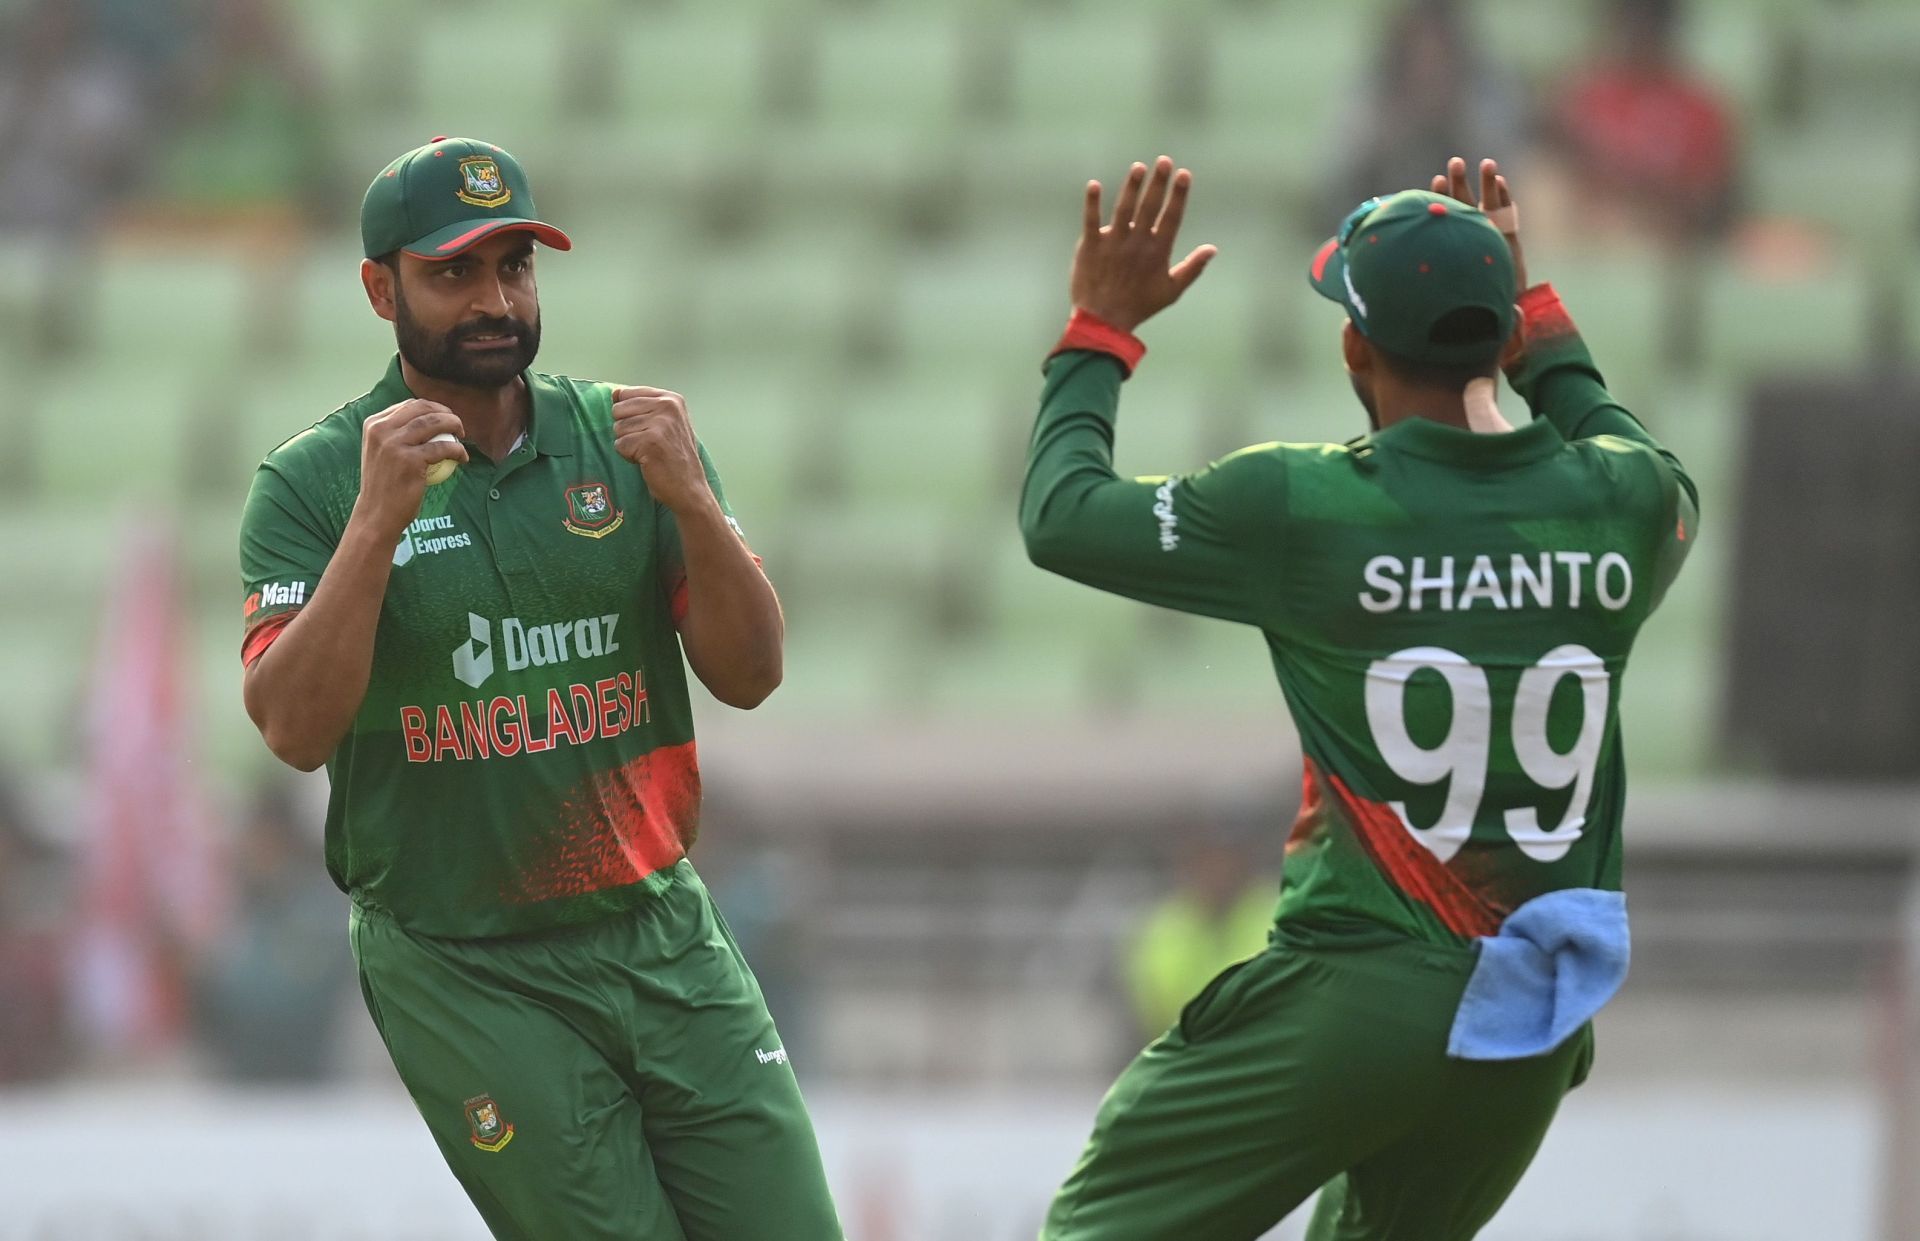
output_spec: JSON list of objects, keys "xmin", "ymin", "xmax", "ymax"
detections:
[
  {"xmin": 1431, "ymin": 156, "xmax": 1528, "ymax": 292},
  {"xmin": 612, "ymin": 387, "xmax": 715, "ymax": 517},
  {"xmin": 1069, "ymin": 155, "xmax": 1217, "ymax": 334},
  {"xmin": 355, "ymin": 398, "xmax": 467, "ymax": 539}
]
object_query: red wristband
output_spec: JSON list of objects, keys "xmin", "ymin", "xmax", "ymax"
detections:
[
  {"xmin": 1516, "ymin": 282, "xmax": 1576, "ymax": 344},
  {"xmin": 1050, "ymin": 308, "xmax": 1147, "ymax": 377}
]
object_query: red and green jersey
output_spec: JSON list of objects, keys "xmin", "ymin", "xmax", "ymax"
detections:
[
  {"xmin": 239, "ymin": 356, "xmax": 745, "ymax": 938},
  {"xmin": 1021, "ymin": 287, "xmax": 1698, "ymax": 947}
]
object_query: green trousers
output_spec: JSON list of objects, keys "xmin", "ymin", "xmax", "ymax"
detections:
[
  {"xmin": 1043, "ymin": 934, "xmax": 1593, "ymax": 1241},
  {"xmin": 350, "ymin": 859, "xmax": 844, "ymax": 1241}
]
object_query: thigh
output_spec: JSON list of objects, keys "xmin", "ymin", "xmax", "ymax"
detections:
[
  {"xmin": 1306, "ymin": 1026, "xmax": 1594, "ymax": 1241},
  {"xmin": 1041, "ymin": 944, "xmax": 1473, "ymax": 1241},
  {"xmin": 611, "ymin": 867, "xmax": 844, "ymax": 1241},
  {"xmin": 351, "ymin": 906, "xmax": 688, "ymax": 1241}
]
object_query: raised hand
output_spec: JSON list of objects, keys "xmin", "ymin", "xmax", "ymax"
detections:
[
  {"xmin": 1070, "ymin": 155, "xmax": 1218, "ymax": 333},
  {"xmin": 612, "ymin": 387, "xmax": 715, "ymax": 517},
  {"xmin": 356, "ymin": 399, "xmax": 467, "ymax": 540},
  {"xmin": 1431, "ymin": 156, "xmax": 1527, "ymax": 292}
]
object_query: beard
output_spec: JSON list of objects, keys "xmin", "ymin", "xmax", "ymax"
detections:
[{"xmin": 393, "ymin": 283, "xmax": 541, "ymax": 389}]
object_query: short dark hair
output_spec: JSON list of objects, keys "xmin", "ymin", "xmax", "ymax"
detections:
[{"xmin": 374, "ymin": 250, "xmax": 401, "ymax": 273}]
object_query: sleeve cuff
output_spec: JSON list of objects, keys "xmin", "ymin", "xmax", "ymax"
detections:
[
  {"xmin": 1516, "ymin": 283, "xmax": 1577, "ymax": 345},
  {"xmin": 241, "ymin": 611, "xmax": 297, "ymax": 668},
  {"xmin": 1049, "ymin": 308, "xmax": 1147, "ymax": 377}
]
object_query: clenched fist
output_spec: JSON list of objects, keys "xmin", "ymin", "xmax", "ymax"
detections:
[
  {"xmin": 612, "ymin": 387, "xmax": 715, "ymax": 517},
  {"xmin": 357, "ymin": 398, "xmax": 467, "ymax": 540}
]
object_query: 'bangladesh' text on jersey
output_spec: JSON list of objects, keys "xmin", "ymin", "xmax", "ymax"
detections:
[
  {"xmin": 1021, "ymin": 286, "xmax": 1698, "ymax": 947},
  {"xmin": 238, "ymin": 358, "xmax": 750, "ymax": 938}
]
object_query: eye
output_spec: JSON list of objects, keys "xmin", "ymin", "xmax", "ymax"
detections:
[{"xmin": 440, "ymin": 263, "xmax": 469, "ymax": 280}]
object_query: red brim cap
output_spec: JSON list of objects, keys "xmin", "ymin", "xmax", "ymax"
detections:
[{"xmin": 401, "ymin": 217, "xmax": 573, "ymax": 260}]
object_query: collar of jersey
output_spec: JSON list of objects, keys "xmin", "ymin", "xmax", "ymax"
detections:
[
  {"xmin": 369, "ymin": 354, "xmax": 575, "ymax": 458},
  {"xmin": 1368, "ymin": 414, "xmax": 1562, "ymax": 467}
]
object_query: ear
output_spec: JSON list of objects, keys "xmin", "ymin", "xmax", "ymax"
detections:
[
  {"xmin": 1499, "ymin": 310, "xmax": 1525, "ymax": 372},
  {"xmin": 361, "ymin": 258, "xmax": 398, "ymax": 324},
  {"xmin": 1341, "ymin": 319, "xmax": 1373, "ymax": 377}
]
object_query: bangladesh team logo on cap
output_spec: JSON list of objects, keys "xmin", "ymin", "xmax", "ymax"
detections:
[
  {"xmin": 457, "ymin": 156, "xmax": 511, "ymax": 208},
  {"xmin": 563, "ymin": 481, "xmax": 623, "ymax": 538},
  {"xmin": 464, "ymin": 1095, "xmax": 514, "ymax": 1152}
]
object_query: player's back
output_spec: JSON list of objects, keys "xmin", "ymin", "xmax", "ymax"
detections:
[{"xmin": 1261, "ymin": 415, "xmax": 1692, "ymax": 946}]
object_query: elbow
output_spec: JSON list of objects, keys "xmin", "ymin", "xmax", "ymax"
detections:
[
  {"xmin": 708, "ymin": 649, "xmax": 782, "ymax": 710},
  {"xmin": 260, "ymin": 722, "xmax": 330, "ymax": 772},
  {"xmin": 1021, "ymin": 515, "xmax": 1066, "ymax": 574},
  {"xmin": 247, "ymin": 697, "xmax": 329, "ymax": 772}
]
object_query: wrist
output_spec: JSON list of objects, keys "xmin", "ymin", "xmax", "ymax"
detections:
[
  {"xmin": 1051, "ymin": 307, "xmax": 1148, "ymax": 376},
  {"xmin": 345, "ymin": 499, "xmax": 411, "ymax": 556}
]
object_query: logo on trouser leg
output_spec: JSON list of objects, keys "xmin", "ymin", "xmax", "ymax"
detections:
[{"xmin": 464, "ymin": 1095, "xmax": 515, "ymax": 1152}]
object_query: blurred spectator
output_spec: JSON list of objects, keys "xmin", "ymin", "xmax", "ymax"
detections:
[
  {"xmin": 0, "ymin": 769, "xmax": 72, "ymax": 1082},
  {"xmin": 1547, "ymin": 0, "xmax": 1739, "ymax": 242},
  {"xmin": 144, "ymin": 0, "xmax": 334, "ymax": 232},
  {"xmin": 0, "ymin": 0, "xmax": 162, "ymax": 354},
  {"xmin": 191, "ymin": 784, "xmax": 350, "ymax": 1082},
  {"xmin": 1123, "ymin": 831, "xmax": 1276, "ymax": 1042},
  {"xmin": 1334, "ymin": 0, "xmax": 1531, "ymax": 216}
]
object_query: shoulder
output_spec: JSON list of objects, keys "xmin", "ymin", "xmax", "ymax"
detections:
[
  {"xmin": 532, "ymin": 372, "xmax": 616, "ymax": 424},
  {"xmin": 258, "ymin": 398, "xmax": 366, "ymax": 487}
]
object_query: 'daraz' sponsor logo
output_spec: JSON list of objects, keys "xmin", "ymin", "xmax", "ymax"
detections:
[{"xmin": 400, "ymin": 609, "xmax": 645, "ymax": 763}]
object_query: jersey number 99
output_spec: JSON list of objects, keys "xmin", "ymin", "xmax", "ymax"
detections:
[{"xmin": 1363, "ymin": 645, "xmax": 1609, "ymax": 865}]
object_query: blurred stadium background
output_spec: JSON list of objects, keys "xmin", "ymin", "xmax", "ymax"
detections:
[{"xmin": 1, "ymin": 0, "xmax": 1917, "ymax": 1236}]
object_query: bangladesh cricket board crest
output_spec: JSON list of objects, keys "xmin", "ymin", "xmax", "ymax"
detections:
[
  {"xmin": 464, "ymin": 1095, "xmax": 514, "ymax": 1152},
  {"xmin": 563, "ymin": 481, "xmax": 623, "ymax": 538},
  {"xmin": 456, "ymin": 156, "xmax": 511, "ymax": 208}
]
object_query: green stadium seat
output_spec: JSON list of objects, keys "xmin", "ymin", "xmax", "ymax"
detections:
[
  {"xmin": 811, "ymin": 12, "xmax": 965, "ymax": 140},
  {"xmin": 1207, "ymin": 9, "xmax": 1373, "ymax": 173},
  {"xmin": 1698, "ymin": 254, "xmax": 1870, "ymax": 378},
  {"xmin": 889, "ymin": 250, "xmax": 1057, "ymax": 375},
  {"xmin": 1007, "ymin": 13, "xmax": 1162, "ymax": 133},
  {"xmin": 1745, "ymin": 124, "xmax": 1918, "ymax": 246},
  {"xmin": 832, "ymin": 375, "xmax": 1016, "ymax": 512},
  {"xmin": 90, "ymin": 247, "xmax": 256, "ymax": 364},
  {"xmin": 28, "ymin": 362, "xmax": 197, "ymax": 500}
]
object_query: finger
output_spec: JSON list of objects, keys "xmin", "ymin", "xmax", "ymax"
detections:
[
  {"xmin": 1110, "ymin": 162, "xmax": 1147, "ymax": 231},
  {"xmin": 1134, "ymin": 156, "xmax": 1174, "ymax": 231},
  {"xmin": 1431, "ymin": 173, "xmax": 1449, "ymax": 196},
  {"xmin": 420, "ymin": 436, "xmax": 470, "ymax": 465},
  {"xmin": 1155, "ymin": 167, "xmax": 1194, "ymax": 240},
  {"xmin": 1169, "ymin": 243, "xmax": 1218, "ymax": 294},
  {"xmin": 1479, "ymin": 159, "xmax": 1500, "ymax": 212},
  {"xmin": 1447, "ymin": 155, "xmax": 1472, "ymax": 205},
  {"xmin": 394, "ymin": 411, "xmax": 466, "ymax": 443},
  {"xmin": 612, "ymin": 385, "xmax": 674, "ymax": 402},
  {"xmin": 1082, "ymin": 180, "xmax": 1103, "ymax": 241},
  {"xmin": 1494, "ymin": 173, "xmax": 1513, "ymax": 211}
]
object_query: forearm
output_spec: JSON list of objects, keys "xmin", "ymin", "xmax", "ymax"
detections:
[
  {"xmin": 673, "ymin": 498, "xmax": 783, "ymax": 709},
  {"xmin": 242, "ymin": 508, "xmax": 397, "ymax": 770},
  {"xmin": 1506, "ymin": 283, "xmax": 1698, "ymax": 509}
]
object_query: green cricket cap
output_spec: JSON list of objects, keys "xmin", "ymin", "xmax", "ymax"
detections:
[
  {"xmin": 1307, "ymin": 189, "xmax": 1516, "ymax": 367},
  {"xmin": 361, "ymin": 136, "xmax": 572, "ymax": 261}
]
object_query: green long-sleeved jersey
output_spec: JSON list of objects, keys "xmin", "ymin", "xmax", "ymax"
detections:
[{"xmin": 1021, "ymin": 287, "xmax": 1698, "ymax": 947}]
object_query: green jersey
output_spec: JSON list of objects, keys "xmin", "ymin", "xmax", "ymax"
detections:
[
  {"xmin": 240, "ymin": 357, "xmax": 742, "ymax": 938},
  {"xmin": 1021, "ymin": 287, "xmax": 1698, "ymax": 947}
]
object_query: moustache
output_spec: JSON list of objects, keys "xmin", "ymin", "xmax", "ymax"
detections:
[{"xmin": 451, "ymin": 316, "xmax": 533, "ymax": 342}]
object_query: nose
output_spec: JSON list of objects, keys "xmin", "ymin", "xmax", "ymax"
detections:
[{"xmin": 470, "ymin": 274, "xmax": 511, "ymax": 319}]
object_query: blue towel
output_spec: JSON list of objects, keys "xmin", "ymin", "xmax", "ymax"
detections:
[{"xmin": 1447, "ymin": 888, "xmax": 1630, "ymax": 1061}]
